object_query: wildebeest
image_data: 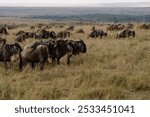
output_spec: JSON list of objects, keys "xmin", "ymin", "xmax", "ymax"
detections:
[
  {"xmin": 139, "ymin": 24, "xmax": 150, "ymax": 30},
  {"xmin": 0, "ymin": 37, "xmax": 6, "ymax": 45},
  {"xmin": 118, "ymin": 24, "xmax": 125, "ymax": 30},
  {"xmin": 7, "ymin": 24, "xmax": 18, "ymax": 30},
  {"xmin": 59, "ymin": 25, "xmax": 64, "ymax": 28},
  {"xmin": 30, "ymin": 26, "xmax": 35, "ymax": 30},
  {"xmin": 47, "ymin": 39, "xmax": 87, "ymax": 65},
  {"xmin": 66, "ymin": 26, "xmax": 74, "ymax": 31},
  {"xmin": 89, "ymin": 29, "xmax": 107, "ymax": 39},
  {"xmin": 116, "ymin": 29, "xmax": 135, "ymax": 39},
  {"xmin": 0, "ymin": 40, "xmax": 22, "ymax": 69},
  {"xmin": 76, "ymin": 29, "xmax": 84, "ymax": 34},
  {"xmin": 36, "ymin": 29, "xmax": 56, "ymax": 39},
  {"xmin": 36, "ymin": 23, "xmax": 45, "ymax": 28},
  {"xmin": 28, "ymin": 32, "xmax": 37, "ymax": 38},
  {"xmin": 15, "ymin": 34, "xmax": 27, "ymax": 42},
  {"xmin": 126, "ymin": 23, "xmax": 134, "ymax": 29},
  {"xmin": 36, "ymin": 29, "xmax": 49, "ymax": 39},
  {"xmin": 16, "ymin": 31, "xmax": 29, "ymax": 40},
  {"xmin": 0, "ymin": 27, "xmax": 8, "ymax": 35},
  {"xmin": 16, "ymin": 30, "xmax": 25, "ymax": 36},
  {"xmin": 19, "ymin": 43, "xmax": 49, "ymax": 70},
  {"xmin": 49, "ymin": 31, "xmax": 57, "ymax": 39},
  {"xmin": 91, "ymin": 26, "xmax": 95, "ymax": 31},
  {"xmin": 57, "ymin": 31, "xmax": 70, "ymax": 38},
  {"xmin": 107, "ymin": 24, "xmax": 125, "ymax": 31}
]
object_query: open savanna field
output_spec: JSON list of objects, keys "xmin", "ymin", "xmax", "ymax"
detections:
[{"xmin": 0, "ymin": 18, "xmax": 150, "ymax": 100}]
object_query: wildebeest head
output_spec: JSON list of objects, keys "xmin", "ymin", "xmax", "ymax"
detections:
[
  {"xmin": 0, "ymin": 37, "xmax": 6, "ymax": 45},
  {"xmin": 104, "ymin": 32, "xmax": 107, "ymax": 37},
  {"xmin": 54, "ymin": 39, "xmax": 68, "ymax": 52},
  {"xmin": 78, "ymin": 40, "xmax": 87, "ymax": 53},
  {"xmin": 128, "ymin": 30, "xmax": 135, "ymax": 37},
  {"xmin": 12, "ymin": 43, "xmax": 22, "ymax": 54},
  {"xmin": 0, "ymin": 27, "xmax": 8, "ymax": 35},
  {"xmin": 49, "ymin": 31, "xmax": 57, "ymax": 39}
]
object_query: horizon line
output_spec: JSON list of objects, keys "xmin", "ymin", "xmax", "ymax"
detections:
[{"xmin": 0, "ymin": 2, "xmax": 150, "ymax": 7}]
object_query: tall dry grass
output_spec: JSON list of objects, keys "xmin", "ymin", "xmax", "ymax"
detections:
[{"xmin": 0, "ymin": 20, "xmax": 150, "ymax": 99}]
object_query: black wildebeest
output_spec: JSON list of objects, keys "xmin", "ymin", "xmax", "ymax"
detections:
[
  {"xmin": 49, "ymin": 31, "xmax": 57, "ymax": 39},
  {"xmin": 36, "ymin": 29, "xmax": 56, "ymax": 39},
  {"xmin": 126, "ymin": 23, "xmax": 134, "ymax": 29},
  {"xmin": 91, "ymin": 26, "xmax": 95, "ymax": 31},
  {"xmin": 76, "ymin": 29, "xmax": 84, "ymax": 34},
  {"xmin": 107, "ymin": 24, "xmax": 125, "ymax": 31},
  {"xmin": 116, "ymin": 29, "xmax": 135, "ymax": 39},
  {"xmin": 19, "ymin": 44, "xmax": 49, "ymax": 70},
  {"xmin": 30, "ymin": 26, "xmax": 35, "ymax": 30},
  {"xmin": 0, "ymin": 39, "xmax": 22, "ymax": 69},
  {"xmin": 16, "ymin": 30, "xmax": 26, "ymax": 36},
  {"xmin": 36, "ymin": 29, "xmax": 49, "ymax": 39},
  {"xmin": 46, "ymin": 39, "xmax": 87, "ymax": 65},
  {"xmin": 66, "ymin": 26, "xmax": 74, "ymax": 31},
  {"xmin": 15, "ymin": 30, "xmax": 29, "ymax": 42},
  {"xmin": 28, "ymin": 32, "xmax": 37, "ymax": 39},
  {"xmin": 15, "ymin": 34, "xmax": 27, "ymax": 42},
  {"xmin": 0, "ymin": 37, "xmax": 6, "ymax": 45},
  {"xmin": 89, "ymin": 29, "xmax": 107, "ymax": 39},
  {"xmin": 139, "ymin": 24, "xmax": 150, "ymax": 30},
  {"xmin": 0, "ymin": 27, "xmax": 8, "ymax": 35},
  {"xmin": 66, "ymin": 39, "xmax": 87, "ymax": 64},
  {"xmin": 57, "ymin": 31, "xmax": 70, "ymax": 38}
]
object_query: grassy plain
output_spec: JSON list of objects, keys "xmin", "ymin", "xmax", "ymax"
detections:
[{"xmin": 0, "ymin": 19, "xmax": 150, "ymax": 99}]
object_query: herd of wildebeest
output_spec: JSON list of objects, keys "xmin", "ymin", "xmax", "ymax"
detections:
[{"xmin": 0, "ymin": 22, "xmax": 149, "ymax": 71}]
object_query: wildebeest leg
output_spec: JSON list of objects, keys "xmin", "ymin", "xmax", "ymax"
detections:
[
  {"xmin": 8, "ymin": 61, "xmax": 12, "ymax": 68},
  {"xmin": 94, "ymin": 34, "xmax": 96, "ymax": 38},
  {"xmin": 31, "ymin": 62, "xmax": 35, "ymax": 70},
  {"xmin": 100, "ymin": 35, "xmax": 102, "ymax": 39},
  {"xmin": 52, "ymin": 57, "xmax": 56, "ymax": 65},
  {"xmin": 57, "ymin": 58, "xmax": 61, "ymax": 65},
  {"xmin": 116, "ymin": 34, "xmax": 118, "ymax": 39},
  {"xmin": 67, "ymin": 53, "xmax": 72, "ymax": 65},
  {"xmin": 4, "ymin": 61, "xmax": 8, "ymax": 70},
  {"xmin": 3, "ymin": 57, "xmax": 8, "ymax": 70},
  {"xmin": 19, "ymin": 54, "xmax": 24, "ymax": 71},
  {"xmin": 40, "ymin": 62, "xmax": 44, "ymax": 70}
]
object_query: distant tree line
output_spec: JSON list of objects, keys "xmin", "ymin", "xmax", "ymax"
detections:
[{"xmin": 28, "ymin": 14, "xmax": 150, "ymax": 22}]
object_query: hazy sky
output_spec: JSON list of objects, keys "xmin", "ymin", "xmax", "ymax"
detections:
[{"xmin": 0, "ymin": 0, "xmax": 149, "ymax": 6}]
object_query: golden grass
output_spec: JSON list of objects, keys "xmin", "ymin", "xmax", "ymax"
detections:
[{"xmin": 0, "ymin": 19, "xmax": 150, "ymax": 100}]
